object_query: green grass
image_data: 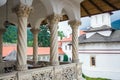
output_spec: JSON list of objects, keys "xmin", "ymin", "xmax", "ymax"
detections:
[{"xmin": 82, "ymin": 74, "xmax": 110, "ymax": 80}]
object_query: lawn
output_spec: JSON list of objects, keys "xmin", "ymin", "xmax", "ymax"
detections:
[{"xmin": 82, "ymin": 74, "xmax": 110, "ymax": 80}]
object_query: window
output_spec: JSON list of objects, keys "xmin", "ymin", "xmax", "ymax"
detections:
[
  {"xmin": 59, "ymin": 56, "xmax": 61, "ymax": 61},
  {"xmin": 43, "ymin": 56, "xmax": 45, "ymax": 60},
  {"xmin": 69, "ymin": 45, "xmax": 71, "ymax": 50},
  {"xmin": 90, "ymin": 56, "xmax": 96, "ymax": 66},
  {"xmin": 65, "ymin": 45, "xmax": 67, "ymax": 50}
]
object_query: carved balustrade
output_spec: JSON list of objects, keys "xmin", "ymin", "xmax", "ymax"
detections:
[{"xmin": 0, "ymin": 63, "xmax": 82, "ymax": 80}]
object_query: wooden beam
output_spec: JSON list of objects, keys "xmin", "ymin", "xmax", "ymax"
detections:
[
  {"xmin": 88, "ymin": 0, "xmax": 103, "ymax": 12},
  {"xmin": 102, "ymin": 0, "xmax": 118, "ymax": 10},
  {"xmin": 81, "ymin": 3, "xmax": 91, "ymax": 17}
]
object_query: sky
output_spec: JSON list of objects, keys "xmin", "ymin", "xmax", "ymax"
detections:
[{"xmin": 58, "ymin": 10, "xmax": 120, "ymax": 36}]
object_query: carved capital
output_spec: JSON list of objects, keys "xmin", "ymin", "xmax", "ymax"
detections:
[
  {"xmin": 68, "ymin": 20, "xmax": 81, "ymax": 29},
  {"xmin": 13, "ymin": 4, "xmax": 32, "ymax": 17},
  {"xmin": 30, "ymin": 28, "xmax": 40, "ymax": 34},
  {"xmin": 47, "ymin": 14, "xmax": 61, "ymax": 25}
]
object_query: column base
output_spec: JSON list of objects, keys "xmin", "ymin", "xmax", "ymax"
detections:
[
  {"xmin": 16, "ymin": 64, "xmax": 28, "ymax": 71},
  {"xmin": 72, "ymin": 59, "xmax": 79, "ymax": 63},
  {"xmin": 50, "ymin": 61, "xmax": 59, "ymax": 66}
]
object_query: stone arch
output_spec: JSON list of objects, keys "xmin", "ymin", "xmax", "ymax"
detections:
[
  {"xmin": 59, "ymin": 0, "xmax": 77, "ymax": 20},
  {"xmin": 0, "ymin": 0, "xmax": 18, "ymax": 28},
  {"xmin": 59, "ymin": 0, "xmax": 81, "ymax": 21},
  {"xmin": 29, "ymin": 0, "xmax": 54, "ymax": 28},
  {"xmin": 33, "ymin": 18, "xmax": 45, "ymax": 29},
  {"xmin": 40, "ymin": 0, "xmax": 54, "ymax": 15}
]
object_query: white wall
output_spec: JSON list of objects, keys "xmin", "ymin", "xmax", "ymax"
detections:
[
  {"xmin": 61, "ymin": 42, "xmax": 72, "ymax": 61},
  {"xmin": 79, "ymin": 42, "xmax": 120, "ymax": 79},
  {"xmin": 91, "ymin": 13, "xmax": 111, "ymax": 28},
  {"xmin": 79, "ymin": 42, "xmax": 120, "ymax": 49},
  {"xmin": 79, "ymin": 54, "xmax": 120, "ymax": 79}
]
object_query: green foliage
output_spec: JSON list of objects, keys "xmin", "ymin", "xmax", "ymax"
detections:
[
  {"xmin": 3, "ymin": 25, "xmax": 33, "ymax": 47},
  {"xmin": 82, "ymin": 74, "xmax": 110, "ymax": 80},
  {"xmin": 3, "ymin": 25, "xmax": 17, "ymax": 43},
  {"xmin": 38, "ymin": 25, "xmax": 50, "ymax": 47},
  {"xmin": 58, "ymin": 31, "xmax": 65, "ymax": 40},
  {"xmin": 27, "ymin": 28, "xmax": 33, "ymax": 47}
]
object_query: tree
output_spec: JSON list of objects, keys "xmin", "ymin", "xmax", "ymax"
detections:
[
  {"xmin": 3, "ymin": 25, "xmax": 33, "ymax": 47},
  {"xmin": 58, "ymin": 31, "xmax": 65, "ymax": 40},
  {"xmin": 38, "ymin": 25, "xmax": 50, "ymax": 47},
  {"xmin": 3, "ymin": 25, "xmax": 17, "ymax": 43},
  {"xmin": 27, "ymin": 28, "xmax": 33, "ymax": 46}
]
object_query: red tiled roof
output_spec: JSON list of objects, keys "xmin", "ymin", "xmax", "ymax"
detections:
[
  {"xmin": 3, "ymin": 46, "xmax": 64, "ymax": 57},
  {"xmin": 58, "ymin": 47, "xmax": 64, "ymax": 54},
  {"xmin": 59, "ymin": 35, "xmax": 72, "ymax": 42},
  {"xmin": 80, "ymin": 30, "xmax": 86, "ymax": 35},
  {"xmin": 3, "ymin": 46, "xmax": 16, "ymax": 57},
  {"xmin": 59, "ymin": 30, "xmax": 86, "ymax": 42}
]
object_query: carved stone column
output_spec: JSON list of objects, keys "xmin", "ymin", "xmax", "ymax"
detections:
[
  {"xmin": 0, "ymin": 28, "xmax": 6, "ymax": 62},
  {"xmin": 68, "ymin": 20, "xmax": 81, "ymax": 63},
  {"xmin": 30, "ymin": 29, "xmax": 39, "ymax": 65},
  {"xmin": 47, "ymin": 14, "xmax": 60, "ymax": 66},
  {"xmin": 13, "ymin": 4, "xmax": 32, "ymax": 71}
]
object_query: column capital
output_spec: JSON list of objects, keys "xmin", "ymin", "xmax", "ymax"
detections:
[
  {"xmin": 68, "ymin": 20, "xmax": 81, "ymax": 29},
  {"xmin": 47, "ymin": 14, "xmax": 61, "ymax": 25},
  {"xmin": 13, "ymin": 4, "xmax": 32, "ymax": 17},
  {"xmin": 30, "ymin": 28, "xmax": 40, "ymax": 34},
  {"xmin": 0, "ymin": 28, "xmax": 6, "ymax": 34}
]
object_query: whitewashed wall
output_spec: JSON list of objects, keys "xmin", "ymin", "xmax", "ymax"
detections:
[
  {"xmin": 79, "ymin": 42, "xmax": 120, "ymax": 49},
  {"xmin": 91, "ymin": 13, "xmax": 111, "ymax": 28},
  {"xmin": 79, "ymin": 54, "xmax": 120, "ymax": 79},
  {"xmin": 61, "ymin": 42, "xmax": 72, "ymax": 61},
  {"xmin": 79, "ymin": 42, "xmax": 120, "ymax": 79}
]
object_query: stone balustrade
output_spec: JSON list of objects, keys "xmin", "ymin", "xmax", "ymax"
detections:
[
  {"xmin": 0, "ymin": 61, "xmax": 16, "ymax": 73},
  {"xmin": 0, "ymin": 63, "xmax": 82, "ymax": 80},
  {"xmin": 0, "ymin": 72, "xmax": 17, "ymax": 80}
]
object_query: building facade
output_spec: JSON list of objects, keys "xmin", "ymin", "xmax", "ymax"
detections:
[{"xmin": 79, "ymin": 13, "xmax": 120, "ymax": 79}]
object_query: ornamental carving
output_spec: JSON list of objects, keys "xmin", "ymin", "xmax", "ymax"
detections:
[
  {"xmin": 68, "ymin": 20, "xmax": 81, "ymax": 29},
  {"xmin": 32, "ymin": 69, "xmax": 54, "ymax": 80},
  {"xmin": 62, "ymin": 66, "xmax": 76, "ymax": 80},
  {"xmin": 2, "ymin": 76, "xmax": 17, "ymax": 80},
  {"xmin": 47, "ymin": 14, "xmax": 61, "ymax": 25},
  {"xmin": 13, "ymin": 4, "xmax": 32, "ymax": 17}
]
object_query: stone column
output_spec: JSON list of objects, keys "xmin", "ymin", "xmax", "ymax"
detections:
[
  {"xmin": 68, "ymin": 20, "xmax": 81, "ymax": 63},
  {"xmin": 30, "ymin": 29, "xmax": 39, "ymax": 65},
  {"xmin": 13, "ymin": 4, "xmax": 32, "ymax": 71},
  {"xmin": 47, "ymin": 14, "xmax": 60, "ymax": 66},
  {"xmin": 0, "ymin": 28, "xmax": 6, "ymax": 62}
]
